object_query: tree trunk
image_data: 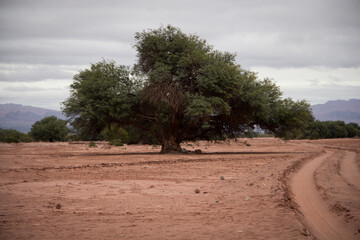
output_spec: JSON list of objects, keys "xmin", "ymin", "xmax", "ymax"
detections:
[{"xmin": 160, "ymin": 137, "xmax": 182, "ymax": 153}]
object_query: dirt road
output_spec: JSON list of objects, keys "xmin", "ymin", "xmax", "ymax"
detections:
[{"xmin": 291, "ymin": 146, "xmax": 360, "ymax": 240}]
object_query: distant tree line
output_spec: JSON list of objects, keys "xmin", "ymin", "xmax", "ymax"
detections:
[
  {"xmin": 0, "ymin": 115, "xmax": 155, "ymax": 145},
  {"xmin": 0, "ymin": 128, "xmax": 32, "ymax": 143},
  {"xmin": 300, "ymin": 121, "xmax": 360, "ymax": 140},
  {"xmin": 1, "ymin": 117, "xmax": 359, "ymax": 144}
]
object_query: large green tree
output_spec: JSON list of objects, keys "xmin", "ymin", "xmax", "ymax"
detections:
[{"xmin": 62, "ymin": 25, "xmax": 313, "ymax": 152}]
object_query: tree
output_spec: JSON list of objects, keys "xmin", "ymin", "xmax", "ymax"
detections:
[
  {"xmin": 303, "ymin": 121, "xmax": 331, "ymax": 139},
  {"xmin": 62, "ymin": 25, "xmax": 313, "ymax": 153},
  {"xmin": 346, "ymin": 122, "xmax": 360, "ymax": 138},
  {"xmin": 327, "ymin": 121, "xmax": 348, "ymax": 138},
  {"xmin": 301, "ymin": 121, "xmax": 360, "ymax": 139},
  {"xmin": 30, "ymin": 116, "xmax": 68, "ymax": 142}
]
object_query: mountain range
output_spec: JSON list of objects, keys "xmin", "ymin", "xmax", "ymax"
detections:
[
  {"xmin": 0, "ymin": 99, "xmax": 359, "ymax": 133},
  {"xmin": 0, "ymin": 104, "xmax": 65, "ymax": 132},
  {"xmin": 311, "ymin": 99, "xmax": 360, "ymax": 124}
]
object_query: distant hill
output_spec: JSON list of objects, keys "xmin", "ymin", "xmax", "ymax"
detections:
[
  {"xmin": 311, "ymin": 99, "xmax": 360, "ymax": 124},
  {"xmin": 1, "ymin": 100, "xmax": 359, "ymax": 133},
  {"xmin": 0, "ymin": 104, "xmax": 66, "ymax": 133}
]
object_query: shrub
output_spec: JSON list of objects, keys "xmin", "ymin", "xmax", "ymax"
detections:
[
  {"xmin": 102, "ymin": 124, "xmax": 129, "ymax": 144},
  {"xmin": 111, "ymin": 139, "xmax": 124, "ymax": 146},
  {"xmin": 0, "ymin": 128, "xmax": 32, "ymax": 143},
  {"xmin": 88, "ymin": 141, "xmax": 97, "ymax": 147},
  {"xmin": 3, "ymin": 135, "xmax": 19, "ymax": 143},
  {"xmin": 30, "ymin": 116, "xmax": 68, "ymax": 142}
]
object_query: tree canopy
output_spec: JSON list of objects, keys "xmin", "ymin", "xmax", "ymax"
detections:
[
  {"xmin": 62, "ymin": 25, "xmax": 313, "ymax": 152},
  {"xmin": 301, "ymin": 121, "xmax": 360, "ymax": 139},
  {"xmin": 0, "ymin": 128, "xmax": 32, "ymax": 143},
  {"xmin": 30, "ymin": 116, "xmax": 68, "ymax": 142}
]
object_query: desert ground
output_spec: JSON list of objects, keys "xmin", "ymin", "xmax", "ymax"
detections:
[{"xmin": 0, "ymin": 138, "xmax": 359, "ymax": 239}]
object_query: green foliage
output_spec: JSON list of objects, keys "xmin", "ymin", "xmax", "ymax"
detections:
[
  {"xmin": 88, "ymin": 141, "xmax": 97, "ymax": 147},
  {"xmin": 3, "ymin": 135, "xmax": 18, "ymax": 143},
  {"xmin": 110, "ymin": 139, "xmax": 123, "ymax": 146},
  {"xmin": 0, "ymin": 128, "xmax": 32, "ymax": 143},
  {"xmin": 267, "ymin": 99, "xmax": 314, "ymax": 140},
  {"xmin": 346, "ymin": 123, "xmax": 360, "ymax": 138},
  {"xmin": 30, "ymin": 116, "xmax": 68, "ymax": 142},
  {"xmin": 62, "ymin": 60, "xmax": 142, "ymax": 140},
  {"xmin": 302, "ymin": 121, "xmax": 360, "ymax": 139},
  {"xmin": 124, "ymin": 126, "xmax": 159, "ymax": 145},
  {"xmin": 102, "ymin": 124, "xmax": 129, "ymax": 145},
  {"xmin": 62, "ymin": 25, "xmax": 314, "ymax": 152}
]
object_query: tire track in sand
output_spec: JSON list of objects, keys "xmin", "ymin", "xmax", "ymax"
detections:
[
  {"xmin": 340, "ymin": 151, "xmax": 360, "ymax": 190},
  {"xmin": 291, "ymin": 151, "xmax": 358, "ymax": 240}
]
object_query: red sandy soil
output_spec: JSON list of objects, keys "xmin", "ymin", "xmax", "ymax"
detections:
[{"xmin": 0, "ymin": 138, "xmax": 359, "ymax": 239}]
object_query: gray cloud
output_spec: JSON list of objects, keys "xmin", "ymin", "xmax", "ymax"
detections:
[
  {"xmin": 1, "ymin": 0, "xmax": 359, "ymax": 68},
  {"xmin": 283, "ymin": 84, "xmax": 360, "ymax": 104},
  {"xmin": 3, "ymin": 86, "xmax": 66, "ymax": 92},
  {"xmin": 0, "ymin": 0, "xmax": 359, "ymax": 109},
  {"xmin": 0, "ymin": 64, "xmax": 75, "ymax": 82},
  {"xmin": 0, "ymin": 39, "xmax": 135, "ymax": 65}
]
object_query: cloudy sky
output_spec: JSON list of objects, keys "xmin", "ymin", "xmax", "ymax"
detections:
[{"xmin": 0, "ymin": 0, "xmax": 359, "ymax": 110}]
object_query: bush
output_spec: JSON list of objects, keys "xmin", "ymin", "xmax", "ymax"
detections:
[
  {"xmin": 3, "ymin": 135, "xmax": 19, "ymax": 143},
  {"xmin": 102, "ymin": 124, "xmax": 129, "ymax": 144},
  {"xmin": 30, "ymin": 116, "xmax": 68, "ymax": 142},
  {"xmin": 0, "ymin": 128, "xmax": 32, "ymax": 143},
  {"xmin": 124, "ymin": 126, "xmax": 160, "ymax": 145},
  {"xmin": 111, "ymin": 139, "xmax": 124, "ymax": 146}
]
